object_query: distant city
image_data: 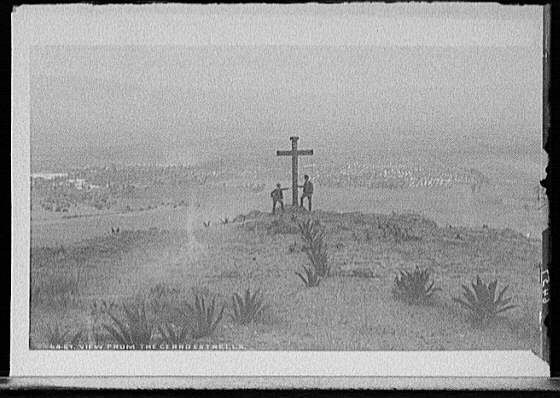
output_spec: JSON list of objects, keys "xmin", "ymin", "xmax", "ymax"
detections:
[{"xmin": 31, "ymin": 154, "xmax": 493, "ymax": 215}]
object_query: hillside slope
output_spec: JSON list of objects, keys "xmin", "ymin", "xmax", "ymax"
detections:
[{"xmin": 30, "ymin": 207, "xmax": 542, "ymax": 352}]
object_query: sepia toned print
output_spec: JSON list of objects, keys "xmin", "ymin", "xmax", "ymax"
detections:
[{"xmin": 26, "ymin": 5, "xmax": 546, "ymax": 356}]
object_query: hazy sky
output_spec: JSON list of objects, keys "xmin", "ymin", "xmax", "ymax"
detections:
[{"xmin": 30, "ymin": 3, "xmax": 543, "ymax": 166}]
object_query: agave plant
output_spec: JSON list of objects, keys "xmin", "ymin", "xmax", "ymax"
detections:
[
  {"xmin": 231, "ymin": 288, "xmax": 269, "ymax": 324},
  {"xmin": 89, "ymin": 299, "xmax": 118, "ymax": 345},
  {"xmin": 43, "ymin": 323, "xmax": 84, "ymax": 347},
  {"xmin": 298, "ymin": 219, "xmax": 321, "ymax": 246},
  {"xmin": 379, "ymin": 221, "xmax": 414, "ymax": 243},
  {"xmin": 158, "ymin": 322, "xmax": 191, "ymax": 345},
  {"xmin": 453, "ymin": 276, "xmax": 516, "ymax": 326},
  {"xmin": 392, "ymin": 266, "xmax": 441, "ymax": 305},
  {"xmin": 295, "ymin": 265, "xmax": 322, "ymax": 287},
  {"xmin": 298, "ymin": 219, "xmax": 330, "ymax": 277},
  {"xmin": 103, "ymin": 300, "xmax": 155, "ymax": 346},
  {"xmin": 182, "ymin": 293, "xmax": 225, "ymax": 339}
]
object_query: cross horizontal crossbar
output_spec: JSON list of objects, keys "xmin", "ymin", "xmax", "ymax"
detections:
[{"xmin": 276, "ymin": 150, "xmax": 314, "ymax": 156}]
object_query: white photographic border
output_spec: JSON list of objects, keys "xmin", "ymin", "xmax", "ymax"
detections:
[{"xmin": 11, "ymin": 3, "xmax": 550, "ymax": 382}]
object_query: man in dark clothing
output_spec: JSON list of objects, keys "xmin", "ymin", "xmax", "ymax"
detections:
[
  {"xmin": 299, "ymin": 175, "xmax": 313, "ymax": 211},
  {"xmin": 271, "ymin": 183, "xmax": 288, "ymax": 215}
]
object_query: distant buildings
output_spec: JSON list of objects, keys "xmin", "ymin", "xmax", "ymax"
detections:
[
  {"xmin": 68, "ymin": 178, "xmax": 86, "ymax": 190},
  {"xmin": 31, "ymin": 172, "xmax": 68, "ymax": 180},
  {"xmin": 31, "ymin": 173, "xmax": 104, "ymax": 191}
]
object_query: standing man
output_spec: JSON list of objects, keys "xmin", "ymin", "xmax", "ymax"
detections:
[
  {"xmin": 271, "ymin": 183, "xmax": 288, "ymax": 215},
  {"xmin": 299, "ymin": 175, "xmax": 313, "ymax": 211}
]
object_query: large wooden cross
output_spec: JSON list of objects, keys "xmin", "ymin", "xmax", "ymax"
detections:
[{"xmin": 276, "ymin": 136, "xmax": 313, "ymax": 206}]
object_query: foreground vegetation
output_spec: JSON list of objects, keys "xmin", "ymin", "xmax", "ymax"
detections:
[{"xmin": 30, "ymin": 209, "xmax": 542, "ymax": 352}]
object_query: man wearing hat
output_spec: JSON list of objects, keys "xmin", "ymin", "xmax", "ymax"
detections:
[
  {"xmin": 299, "ymin": 175, "xmax": 313, "ymax": 211},
  {"xmin": 271, "ymin": 183, "xmax": 288, "ymax": 215}
]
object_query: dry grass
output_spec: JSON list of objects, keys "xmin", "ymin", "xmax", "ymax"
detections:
[{"xmin": 30, "ymin": 209, "xmax": 542, "ymax": 352}]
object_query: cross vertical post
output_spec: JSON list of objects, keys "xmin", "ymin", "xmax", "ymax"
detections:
[
  {"xmin": 276, "ymin": 136, "xmax": 314, "ymax": 207},
  {"xmin": 290, "ymin": 136, "xmax": 299, "ymax": 206}
]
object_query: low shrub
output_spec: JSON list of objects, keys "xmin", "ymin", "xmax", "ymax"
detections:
[
  {"xmin": 267, "ymin": 218, "xmax": 300, "ymax": 235},
  {"xmin": 378, "ymin": 221, "xmax": 418, "ymax": 243},
  {"xmin": 392, "ymin": 266, "xmax": 441, "ymax": 305}
]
